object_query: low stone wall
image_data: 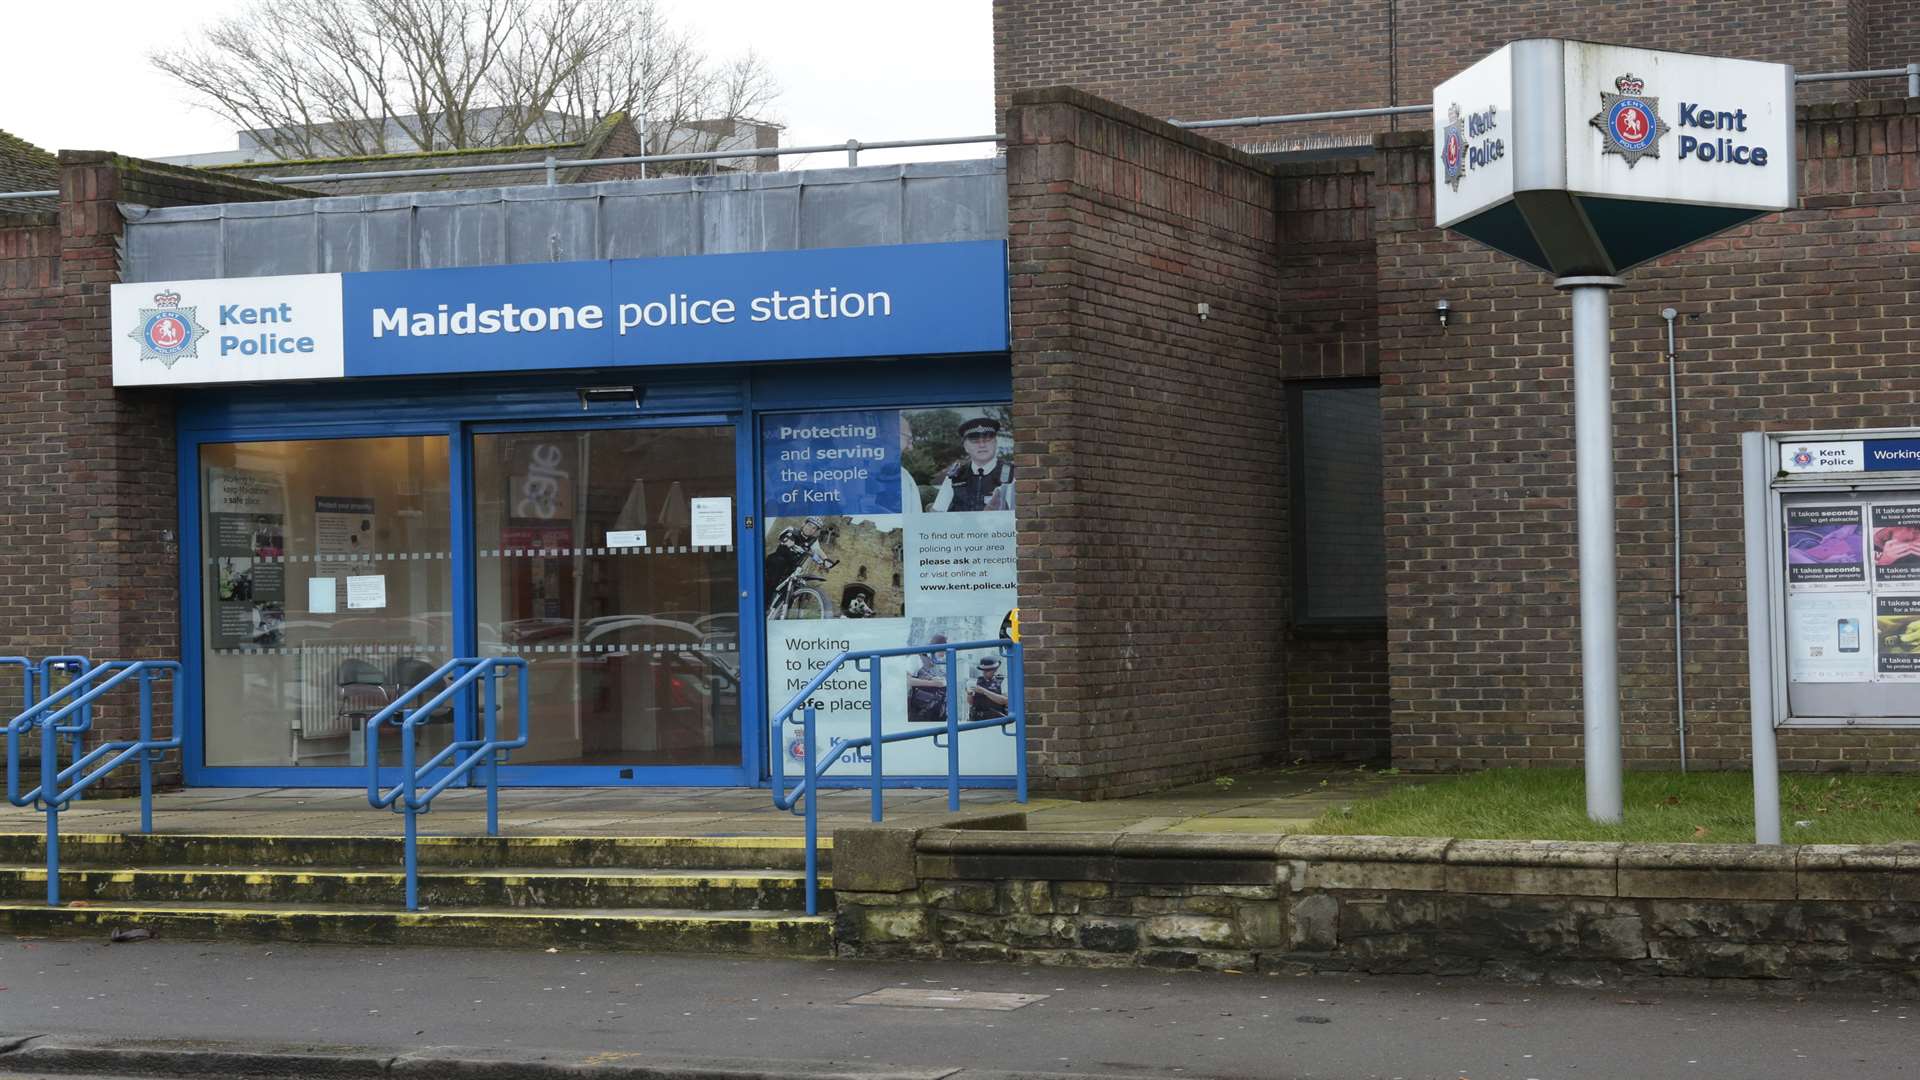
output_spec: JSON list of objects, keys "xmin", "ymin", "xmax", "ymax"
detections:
[{"xmin": 831, "ymin": 822, "xmax": 1920, "ymax": 993}]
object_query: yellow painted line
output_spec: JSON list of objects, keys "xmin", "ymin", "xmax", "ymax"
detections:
[
  {"xmin": 24, "ymin": 833, "xmax": 829, "ymax": 848},
  {"xmin": 0, "ymin": 902, "xmax": 831, "ymax": 926}
]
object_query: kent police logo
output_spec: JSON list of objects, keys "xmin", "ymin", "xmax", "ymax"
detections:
[
  {"xmin": 127, "ymin": 290, "xmax": 208, "ymax": 368},
  {"xmin": 1441, "ymin": 103, "xmax": 1467, "ymax": 191},
  {"xmin": 1590, "ymin": 73, "xmax": 1669, "ymax": 168},
  {"xmin": 1793, "ymin": 447, "xmax": 1815, "ymax": 468}
]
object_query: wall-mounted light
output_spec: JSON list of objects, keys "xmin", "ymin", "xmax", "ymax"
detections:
[
  {"xmin": 1435, "ymin": 298, "xmax": 1451, "ymax": 328},
  {"xmin": 1196, "ymin": 302, "xmax": 1211, "ymax": 321},
  {"xmin": 577, "ymin": 385, "xmax": 645, "ymax": 411}
]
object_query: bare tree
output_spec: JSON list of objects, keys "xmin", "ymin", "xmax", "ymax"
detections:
[{"xmin": 152, "ymin": 0, "xmax": 779, "ymax": 161}]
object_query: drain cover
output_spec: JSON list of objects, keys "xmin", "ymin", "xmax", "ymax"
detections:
[{"xmin": 846, "ymin": 988, "xmax": 1048, "ymax": 1011}]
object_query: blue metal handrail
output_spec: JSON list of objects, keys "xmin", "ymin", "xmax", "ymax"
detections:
[
  {"xmin": 4, "ymin": 659, "xmax": 182, "ymax": 905},
  {"xmin": 365, "ymin": 656, "xmax": 529, "ymax": 910},
  {"xmin": 770, "ymin": 638, "xmax": 1027, "ymax": 914},
  {"xmin": 0, "ymin": 657, "xmax": 92, "ymax": 806}
]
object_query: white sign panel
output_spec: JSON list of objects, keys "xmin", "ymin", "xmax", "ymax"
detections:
[
  {"xmin": 1433, "ymin": 45, "xmax": 1517, "ymax": 228},
  {"xmin": 1780, "ymin": 441, "xmax": 1865, "ymax": 474},
  {"xmin": 112, "ymin": 274, "xmax": 345, "ymax": 386},
  {"xmin": 606, "ymin": 529, "xmax": 648, "ymax": 548},
  {"xmin": 1433, "ymin": 40, "xmax": 1793, "ymax": 274},
  {"xmin": 1562, "ymin": 41, "xmax": 1795, "ymax": 211}
]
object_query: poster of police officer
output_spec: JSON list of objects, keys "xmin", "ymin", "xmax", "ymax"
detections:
[{"xmin": 761, "ymin": 405, "xmax": 1017, "ymax": 779}]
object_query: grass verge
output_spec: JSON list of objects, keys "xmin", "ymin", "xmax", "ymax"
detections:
[{"xmin": 1308, "ymin": 768, "xmax": 1920, "ymax": 844}]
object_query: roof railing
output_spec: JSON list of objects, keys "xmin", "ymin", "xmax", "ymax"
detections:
[
  {"xmin": 1170, "ymin": 63, "xmax": 1919, "ymax": 130},
  {"xmin": 1, "ymin": 63, "xmax": 1913, "ymax": 203}
]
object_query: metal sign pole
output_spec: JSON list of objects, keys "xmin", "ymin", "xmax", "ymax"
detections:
[
  {"xmin": 1739, "ymin": 432, "xmax": 1783, "ymax": 843},
  {"xmin": 1558, "ymin": 275, "xmax": 1624, "ymax": 823}
]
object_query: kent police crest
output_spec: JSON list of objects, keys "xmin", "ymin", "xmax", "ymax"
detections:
[
  {"xmin": 127, "ymin": 290, "xmax": 207, "ymax": 369},
  {"xmin": 1590, "ymin": 73, "xmax": 1669, "ymax": 168},
  {"xmin": 1441, "ymin": 103, "xmax": 1467, "ymax": 191}
]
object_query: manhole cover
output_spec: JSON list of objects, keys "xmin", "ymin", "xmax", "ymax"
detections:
[{"xmin": 846, "ymin": 988, "xmax": 1049, "ymax": 1011}]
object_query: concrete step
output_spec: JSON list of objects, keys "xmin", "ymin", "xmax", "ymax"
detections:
[
  {"xmin": 0, "ymin": 899, "xmax": 835, "ymax": 955},
  {"xmin": 0, "ymin": 832, "xmax": 828, "ymax": 872},
  {"xmin": 0, "ymin": 865, "xmax": 833, "ymax": 911}
]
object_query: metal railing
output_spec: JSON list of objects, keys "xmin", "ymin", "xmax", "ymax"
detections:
[
  {"xmin": 0, "ymin": 133, "xmax": 1004, "ymax": 204},
  {"xmin": 1170, "ymin": 63, "xmax": 1920, "ymax": 130},
  {"xmin": 1, "ymin": 61, "xmax": 1914, "ymax": 204},
  {"xmin": 771, "ymin": 639, "xmax": 1027, "ymax": 915},
  {"xmin": 5, "ymin": 659, "xmax": 181, "ymax": 905},
  {"xmin": 365, "ymin": 656, "xmax": 529, "ymax": 911}
]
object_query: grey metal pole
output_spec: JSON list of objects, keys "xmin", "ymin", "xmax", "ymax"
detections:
[
  {"xmin": 1663, "ymin": 307, "xmax": 1687, "ymax": 773},
  {"xmin": 1739, "ymin": 432, "xmax": 1784, "ymax": 844},
  {"xmin": 1557, "ymin": 276, "xmax": 1625, "ymax": 823}
]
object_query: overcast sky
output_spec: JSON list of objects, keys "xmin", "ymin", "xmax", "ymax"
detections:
[{"xmin": 0, "ymin": 0, "xmax": 994, "ymax": 169}]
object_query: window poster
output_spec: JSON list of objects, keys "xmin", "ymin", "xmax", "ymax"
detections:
[
  {"xmin": 207, "ymin": 467, "xmax": 288, "ymax": 649},
  {"xmin": 1785, "ymin": 505, "xmax": 1866, "ymax": 588},
  {"xmin": 1870, "ymin": 503, "xmax": 1920, "ymax": 589},
  {"xmin": 313, "ymin": 496, "xmax": 376, "ymax": 615},
  {"xmin": 762, "ymin": 405, "xmax": 1017, "ymax": 778}
]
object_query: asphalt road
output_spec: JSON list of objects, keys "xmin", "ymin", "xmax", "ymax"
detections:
[{"xmin": 0, "ymin": 938, "xmax": 1913, "ymax": 1079}]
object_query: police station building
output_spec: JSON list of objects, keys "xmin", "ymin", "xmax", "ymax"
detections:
[{"xmin": 5, "ymin": 2, "xmax": 1920, "ymax": 799}]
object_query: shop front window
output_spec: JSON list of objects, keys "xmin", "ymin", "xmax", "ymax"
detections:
[{"xmin": 199, "ymin": 437, "xmax": 453, "ymax": 768}]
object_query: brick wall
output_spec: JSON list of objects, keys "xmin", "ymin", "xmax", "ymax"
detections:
[
  {"xmin": 0, "ymin": 154, "xmax": 298, "ymax": 785},
  {"xmin": 1866, "ymin": 0, "xmax": 1920, "ymax": 74},
  {"xmin": 1271, "ymin": 158, "xmax": 1391, "ymax": 761},
  {"xmin": 1375, "ymin": 98, "xmax": 1920, "ymax": 772},
  {"xmin": 995, "ymin": 0, "xmax": 1867, "ymax": 150},
  {"xmin": 1006, "ymin": 87, "xmax": 1287, "ymax": 797}
]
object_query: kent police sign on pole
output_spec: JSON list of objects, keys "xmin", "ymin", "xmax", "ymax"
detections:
[
  {"xmin": 1433, "ymin": 41, "xmax": 1794, "ymax": 829},
  {"xmin": 110, "ymin": 240, "xmax": 1010, "ymax": 386}
]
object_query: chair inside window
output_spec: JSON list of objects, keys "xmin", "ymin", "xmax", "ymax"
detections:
[
  {"xmin": 335, "ymin": 658, "xmax": 392, "ymax": 734},
  {"xmin": 393, "ymin": 658, "xmax": 456, "ymax": 726}
]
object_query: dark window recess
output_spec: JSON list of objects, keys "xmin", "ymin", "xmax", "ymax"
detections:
[{"xmin": 1290, "ymin": 382, "xmax": 1386, "ymax": 625}]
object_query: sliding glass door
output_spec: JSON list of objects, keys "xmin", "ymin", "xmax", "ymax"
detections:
[{"xmin": 472, "ymin": 424, "xmax": 742, "ymax": 781}]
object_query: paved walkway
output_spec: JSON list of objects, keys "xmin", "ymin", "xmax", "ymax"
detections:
[{"xmin": 0, "ymin": 765, "xmax": 1415, "ymax": 838}]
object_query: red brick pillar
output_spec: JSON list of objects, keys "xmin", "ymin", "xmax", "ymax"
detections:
[{"xmin": 1005, "ymin": 88, "xmax": 1287, "ymax": 798}]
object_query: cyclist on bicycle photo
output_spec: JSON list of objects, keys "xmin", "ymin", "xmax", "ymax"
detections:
[{"xmin": 765, "ymin": 517, "xmax": 838, "ymax": 617}]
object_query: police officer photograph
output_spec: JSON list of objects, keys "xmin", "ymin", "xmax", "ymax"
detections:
[{"xmin": 900, "ymin": 406, "xmax": 1014, "ymax": 514}]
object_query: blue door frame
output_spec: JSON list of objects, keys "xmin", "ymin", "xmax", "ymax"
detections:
[{"xmin": 175, "ymin": 358, "xmax": 1013, "ymax": 789}]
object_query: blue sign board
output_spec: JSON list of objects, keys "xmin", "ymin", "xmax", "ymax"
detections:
[
  {"xmin": 112, "ymin": 241, "xmax": 1010, "ymax": 386},
  {"xmin": 1865, "ymin": 440, "xmax": 1920, "ymax": 472},
  {"xmin": 342, "ymin": 241, "xmax": 1009, "ymax": 377}
]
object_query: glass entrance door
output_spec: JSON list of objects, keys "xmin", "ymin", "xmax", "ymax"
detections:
[{"xmin": 472, "ymin": 425, "xmax": 742, "ymax": 780}]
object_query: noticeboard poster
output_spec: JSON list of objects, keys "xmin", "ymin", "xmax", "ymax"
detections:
[
  {"xmin": 207, "ymin": 467, "xmax": 287, "ymax": 649},
  {"xmin": 1786, "ymin": 591, "xmax": 1873, "ymax": 683},
  {"xmin": 1870, "ymin": 503, "xmax": 1920, "ymax": 589},
  {"xmin": 762, "ymin": 405, "xmax": 1016, "ymax": 778},
  {"xmin": 1876, "ymin": 595, "xmax": 1920, "ymax": 681},
  {"xmin": 1785, "ymin": 505, "xmax": 1866, "ymax": 588}
]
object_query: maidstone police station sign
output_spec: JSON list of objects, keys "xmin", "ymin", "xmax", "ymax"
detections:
[
  {"xmin": 1434, "ymin": 40, "xmax": 1794, "ymax": 277},
  {"xmin": 111, "ymin": 240, "xmax": 1009, "ymax": 386}
]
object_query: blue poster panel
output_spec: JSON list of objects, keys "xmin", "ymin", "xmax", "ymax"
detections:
[{"xmin": 762, "ymin": 404, "xmax": 1017, "ymax": 778}]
